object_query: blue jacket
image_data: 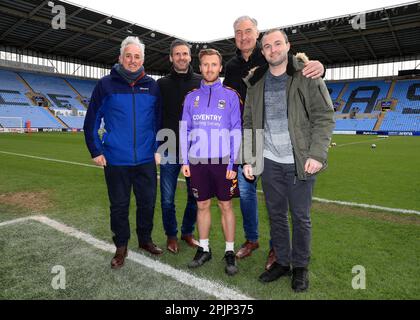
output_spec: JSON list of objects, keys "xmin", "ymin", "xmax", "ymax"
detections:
[{"xmin": 83, "ymin": 66, "xmax": 161, "ymax": 166}]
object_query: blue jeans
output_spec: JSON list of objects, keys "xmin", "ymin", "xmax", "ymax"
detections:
[
  {"xmin": 160, "ymin": 163, "xmax": 197, "ymax": 238},
  {"xmin": 238, "ymin": 165, "xmax": 258, "ymax": 242}
]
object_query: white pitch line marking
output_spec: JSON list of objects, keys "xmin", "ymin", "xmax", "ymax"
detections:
[
  {"xmin": 0, "ymin": 151, "xmax": 100, "ymax": 168},
  {"xmin": 0, "ymin": 215, "xmax": 253, "ymax": 300},
  {"xmin": 1, "ymin": 150, "xmax": 419, "ymax": 215},
  {"xmin": 335, "ymin": 137, "xmax": 386, "ymax": 148}
]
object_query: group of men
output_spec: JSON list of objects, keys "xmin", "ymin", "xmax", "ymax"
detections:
[{"xmin": 83, "ymin": 16, "xmax": 334, "ymax": 292}]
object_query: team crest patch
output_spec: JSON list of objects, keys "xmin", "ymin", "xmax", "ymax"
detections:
[
  {"xmin": 194, "ymin": 96, "xmax": 200, "ymax": 108},
  {"xmin": 192, "ymin": 188, "xmax": 199, "ymax": 199},
  {"xmin": 218, "ymin": 100, "xmax": 226, "ymax": 109}
]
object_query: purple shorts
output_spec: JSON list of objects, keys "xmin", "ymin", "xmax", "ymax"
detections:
[{"xmin": 189, "ymin": 163, "xmax": 239, "ymax": 201}]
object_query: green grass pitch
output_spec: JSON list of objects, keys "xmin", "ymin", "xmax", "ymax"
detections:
[{"xmin": 0, "ymin": 132, "xmax": 419, "ymax": 299}]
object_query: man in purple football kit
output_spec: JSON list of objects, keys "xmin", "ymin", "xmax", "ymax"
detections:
[{"xmin": 180, "ymin": 49, "xmax": 242, "ymax": 276}]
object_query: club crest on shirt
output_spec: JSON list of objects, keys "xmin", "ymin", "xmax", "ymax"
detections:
[
  {"xmin": 218, "ymin": 100, "xmax": 226, "ymax": 109},
  {"xmin": 194, "ymin": 96, "xmax": 200, "ymax": 108}
]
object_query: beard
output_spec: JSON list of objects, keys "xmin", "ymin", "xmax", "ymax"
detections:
[{"xmin": 267, "ymin": 53, "xmax": 287, "ymax": 67}]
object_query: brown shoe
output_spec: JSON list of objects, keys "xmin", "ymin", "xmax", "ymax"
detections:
[
  {"xmin": 235, "ymin": 240, "xmax": 259, "ymax": 259},
  {"xmin": 167, "ymin": 238, "xmax": 179, "ymax": 254},
  {"xmin": 139, "ymin": 242, "xmax": 163, "ymax": 255},
  {"xmin": 181, "ymin": 234, "xmax": 199, "ymax": 248},
  {"xmin": 265, "ymin": 248, "xmax": 277, "ymax": 271},
  {"xmin": 111, "ymin": 246, "xmax": 128, "ymax": 269}
]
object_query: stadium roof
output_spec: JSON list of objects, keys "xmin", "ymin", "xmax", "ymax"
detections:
[{"xmin": 0, "ymin": 0, "xmax": 419, "ymax": 75}]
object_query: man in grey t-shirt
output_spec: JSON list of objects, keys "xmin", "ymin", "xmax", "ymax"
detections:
[
  {"xmin": 243, "ymin": 29, "xmax": 334, "ymax": 292},
  {"xmin": 263, "ymin": 72, "xmax": 294, "ymax": 165}
]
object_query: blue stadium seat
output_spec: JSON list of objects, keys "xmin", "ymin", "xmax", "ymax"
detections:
[
  {"xmin": 65, "ymin": 78, "xmax": 97, "ymax": 99},
  {"xmin": 19, "ymin": 72, "xmax": 87, "ymax": 111},
  {"xmin": 380, "ymin": 111, "xmax": 420, "ymax": 131},
  {"xmin": 334, "ymin": 119, "xmax": 377, "ymax": 131},
  {"xmin": 0, "ymin": 105, "xmax": 63, "ymax": 128},
  {"xmin": 58, "ymin": 115, "xmax": 85, "ymax": 129}
]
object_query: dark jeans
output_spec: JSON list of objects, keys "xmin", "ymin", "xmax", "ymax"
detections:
[
  {"xmin": 261, "ymin": 158, "xmax": 315, "ymax": 268},
  {"xmin": 160, "ymin": 163, "xmax": 197, "ymax": 238},
  {"xmin": 104, "ymin": 162, "xmax": 157, "ymax": 247}
]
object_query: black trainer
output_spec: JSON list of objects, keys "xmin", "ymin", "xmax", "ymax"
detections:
[
  {"xmin": 258, "ymin": 262, "xmax": 291, "ymax": 283},
  {"xmin": 292, "ymin": 267, "xmax": 309, "ymax": 292},
  {"xmin": 188, "ymin": 247, "xmax": 212, "ymax": 268},
  {"xmin": 224, "ymin": 251, "xmax": 238, "ymax": 276}
]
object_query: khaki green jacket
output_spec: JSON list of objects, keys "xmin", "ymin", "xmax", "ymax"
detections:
[{"xmin": 243, "ymin": 55, "xmax": 335, "ymax": 180}]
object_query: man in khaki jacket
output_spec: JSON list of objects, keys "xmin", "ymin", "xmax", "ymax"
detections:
[{"xmin": 242, "ymin": 29, "xmax": 335, "ymax": 292}]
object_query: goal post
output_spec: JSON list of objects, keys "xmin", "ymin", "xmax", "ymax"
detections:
[
  {"xmin": 0, "ymin": 117, "xmax": 24, "ymax": 133},
  {"xmin": 0, "ymin": 116, "xmax": 23, "ymax": 128}
]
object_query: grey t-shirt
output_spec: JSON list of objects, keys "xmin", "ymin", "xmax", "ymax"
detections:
[{"xmin": 263, "ymin": 71, "xmax": 294, "ymax": 164}]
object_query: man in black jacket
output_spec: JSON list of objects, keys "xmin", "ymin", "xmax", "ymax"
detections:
[
  {"xmin": 157, "ymin": 39, "xmax": 201, "ymax": 253},
  {"xmin": 224, "ymin": 16, "xmax": 325, "ymax": 270}
]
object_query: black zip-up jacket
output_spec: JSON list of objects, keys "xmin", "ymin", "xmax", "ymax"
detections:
[
  {"xmin": 224, "ymin": 43, "xmax": 325, "ymax": 103},
  {"xmin": 223, "ymin": 43, "xmax": 266, "ymax": 102},
  {"xmin": 157, "ymin": 65, "xmax": 202, "ymax": 159}
]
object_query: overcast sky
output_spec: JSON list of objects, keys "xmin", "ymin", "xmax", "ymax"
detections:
[{"xmin": 66, "ymin": 0, "xmax": 409, "ymax": 41}]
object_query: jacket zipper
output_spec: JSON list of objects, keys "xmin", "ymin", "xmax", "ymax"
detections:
[
  {"xmin": 298, "ymin": 88, "xmax": 310, "ymax": 120},
  {"xmin": 287, "ymin": 76, "xmax": 299, "ymax": 182},
  {"xmin": 132, "ymin": 86, "xmax": 137, "ymax": 163},
  {"xmin": 207, "ymin": 87, "xmax": 212, "ymax": 108}
]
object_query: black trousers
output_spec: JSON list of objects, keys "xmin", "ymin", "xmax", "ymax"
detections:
[{"xmin": 104, "ymin": 162, "xmax": 157, "ymax": 247}]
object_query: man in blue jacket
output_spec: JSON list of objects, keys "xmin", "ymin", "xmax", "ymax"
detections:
[{"xmin": 83, "ymin": 36, "xmax": 163, "ymax": 269}]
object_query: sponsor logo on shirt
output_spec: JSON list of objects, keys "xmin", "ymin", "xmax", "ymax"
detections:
[{"xmin": 192, "ymin": 114, "xmax": 222, "ymax": 121}]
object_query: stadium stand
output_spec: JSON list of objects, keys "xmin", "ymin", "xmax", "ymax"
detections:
[
  {"xmin": 0, "ymin": 69, "xmax": 33, "ymax": 106},
  {"xmin": 339, "ymin": 80, "xmax": 391, "ymax": 114},
  {"xmin": 65, "ymin": 78, "xmax": 96, "ymax": 100},
  {"xmin": 327, "ymin": 82, "xmax": 346, "ymax": 101},
  {"xmin": 0, "ymin": 1, "xmax": 419, "ymax": 133},
  {"xmin": 1, "ymin": 65, "xmax": 419, "ymax": 131},
  {"xmin": 328, "ymin": 78, "xmax": 420, "ymax": 132},
  {"xmin": 58, "ymin": 115, "xmax": 85, "ymax": 129},
  {"xmin": 19, "ymin": 72, "xmax": 87, "ymax": 111},
  {"xmin": 380, "ymin": 112, "xmax": 420, "ymax": 132},
  {"xmin": 391, "ymin": 80, "xmax": 420, "ymax": 112},
  {"xmin": 0, "ymin": 105, "xmax": 63, "ymax": 128},
  {"xmin": 334, "ymin": 118, "xmax": 377, "ymax": 131},
  {"xmin": 0, "ymin": 68, "xmax": 96, "ymax": 129}
]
